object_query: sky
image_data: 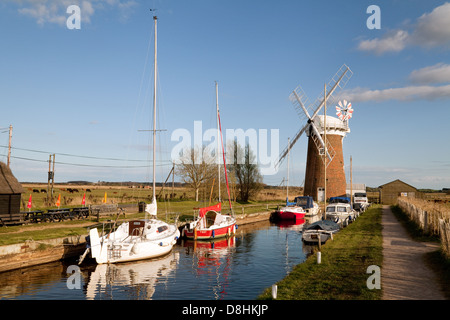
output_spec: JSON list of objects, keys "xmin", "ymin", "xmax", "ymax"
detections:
[{"xmin": 0, "ymin": 0, "xmax": 449, "ymax": 190}]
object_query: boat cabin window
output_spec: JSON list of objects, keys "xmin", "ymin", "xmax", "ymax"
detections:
[
  {"xmin": 326, "ymin": 206, "xmax": 336, "ymax": 212},
  {"xmin": 337, "ymin": 206, "xmax": 347, "ymax": 212},
  {"xmin": 157, "ymin": 225, "xmax": 168, "ymax": 233}
]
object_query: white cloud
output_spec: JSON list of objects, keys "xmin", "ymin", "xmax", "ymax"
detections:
[
  {"xmin": 409, "ymin": 63, "xmax": 450, "ymax": 84},
  {"xmin": 342, "ymin": 62, "xmax": 450, "ymax": 103},
  {"xmin": 357, "ymin": 30, "xmax": 409, "ymax": 55},
  {"xmin": 357, "ymin": 3, "xmax": 450, "ymax": 54},
  {"xmin": 412, "ymin": 2, "xmax": 450, "ymax": 48},
  {"xmin": 342, "ymin": 84, "xmax": 450, "ymax": 103},
  {"xmin": 12, "ymin": 0, "xmax": 137, "ymax": 26}
]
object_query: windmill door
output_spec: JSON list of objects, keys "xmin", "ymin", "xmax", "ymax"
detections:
[{"xmin": 317, "ymin": 188, "xmax": 325, "ymax": 202}]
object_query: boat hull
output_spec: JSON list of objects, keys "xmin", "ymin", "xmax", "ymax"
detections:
[
  {"xmin": 86, "ymin": 222, "xmax": 180, "ymax": 264},
  {"xmin": 277, "ymin": 208, "xmax": 306, "ymax": 220},
  {"xmin": 183, "ymin": 223, "xmax": 236, "ymax": 240},
  {"xmin": 302, "ymin": 231, "xmax": 331, "ymax": 244},
  {"xmin": 301, "ymin": 220, "xmax": 340, "ymax": 244},
  {"xmin": 100, "ymin": 239, "xmax": 178, "ymax": 264}
]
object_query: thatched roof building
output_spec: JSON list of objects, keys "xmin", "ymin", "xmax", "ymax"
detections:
[{"xmin": 0, "ymin": 162, "xmax": 24, "ymax": 224}]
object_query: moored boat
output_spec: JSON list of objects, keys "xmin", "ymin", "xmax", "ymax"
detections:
[
  {"xmin": 182, "ymin": 82, "xmax": 236, "ymax": 241},
  {"xmin": 83, "ymin": 205, "xmax": 180, "ymax": 264},
  {"xmin": 301, "ymin": 219, "xmax": 340, "ymax": 244},
  {"xmin": 325, "ymin": 197, "xmax": 357, "ymax": 227},
  {"xmin": 277, "ymin": 200, "xmax": 306, "ymax": 220},
  {"xmin": 277, "ymin": 195, "xmax": 320, "ymax": 220},
  {"xmin": 182, "ymin": 203, "xmax": 236, "ymax": 240},
  {"xmin": 78, "ymin": 15, "xmax": 180, "ymax": 265},
  {"xmin": 276, "ymin": 137, "xmax": 307, "ymax": 220},
  {"xmin": 295, "ymin": 195, "xmax": 320, "ymax": 217}
]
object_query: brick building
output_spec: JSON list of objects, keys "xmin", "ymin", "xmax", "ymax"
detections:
[{"xmin": 303, "ymin": 115, "xmax": 349, "ymax": 201}]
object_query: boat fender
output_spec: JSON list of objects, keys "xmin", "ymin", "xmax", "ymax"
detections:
[
  {"xmin": 159, "ymin": 242, "xmax": 163, "ymax": 246},
  {"xmin": 212, "ymin": 230, "xmax": 215, "ymax": 238}
]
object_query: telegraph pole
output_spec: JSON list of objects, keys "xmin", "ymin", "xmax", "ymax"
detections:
[
  {"xmin": 7, "ymin": 125, "xmax": 12, "ymax": 167},
  {"xmin": 51, "ymin": 154, "xmax": 55, "ymax": 198},
  {"xmin": 47, "ymin": 154, "xmax": 55, "ymax": 203},
  {"xmin": 323, "ymin": 83, "xmax": 327, "ymax": 220},
  {"xmin": 350, "ymin": 155, "xmax": 353, "ymax": 207},
  {"xmin": 172, "ymin": 161, "xmax": 175, "ymax": 199},
  {"xmin": 47, "ymin": 155, "xmax": 52, "ymax": 203}
]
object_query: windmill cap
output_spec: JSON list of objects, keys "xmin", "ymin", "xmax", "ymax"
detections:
[{"xmin": 310, "ymin": 115, "xmax": 350, "ymax": 136}]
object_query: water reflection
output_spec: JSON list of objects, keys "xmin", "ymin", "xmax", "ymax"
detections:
[
  {"xmin": 181, "ymin": 237, "xmax": 235, "ymax": 300},
  {"xmin": 85, "ymin": 251, "xmax": 179, "ymax": 300},
  {"xmin": 0, "ymin": 260, "xmax": 67, "ymax": 299},
  {"xmin": 0, "ymin": 218, "xmax": 321, "ymax": 300}
]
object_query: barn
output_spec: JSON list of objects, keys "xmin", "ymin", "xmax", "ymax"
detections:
[
  {"xmin": 378, "ymin": 179, "xmax": 417, "ymax": 205},
  {"xmin": 0, "ymin": 162, "xmax": 24, "ymax": 224}
]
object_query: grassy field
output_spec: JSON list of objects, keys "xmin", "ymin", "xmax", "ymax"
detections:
[
  {"xmin": 0, "ymin": 194, "xmax": 282, "ymax": 246},
  {"xmin": 258, "ymin": 204, "xmax": 383, "ymax": 300},
  {"xmin": 0, "ymin": 183, "xmax": 297, "ymax": 246},
  {"xmin": 21, "ymin": 183, "xmax": 300, "ymax": 211}
]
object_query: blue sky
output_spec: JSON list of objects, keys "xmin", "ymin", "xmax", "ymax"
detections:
[{"xmin": 0, "ymin": 0, "xmax": 449, "ymax": 190}]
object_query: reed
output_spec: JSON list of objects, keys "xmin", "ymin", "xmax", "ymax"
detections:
[{"xmin": 397, "ymin": 197, "xmax": 450, "ymax": 259}]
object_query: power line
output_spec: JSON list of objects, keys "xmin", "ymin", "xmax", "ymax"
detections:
[
  {"xmin": 10, "ymin": 155, "xmax": 172, "ymax": 168},
  {"xmin": 0, "ymin": 145, "xmax": 157, "ymax": 162}
]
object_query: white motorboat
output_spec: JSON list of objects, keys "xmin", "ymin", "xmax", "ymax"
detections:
[
  {"xmin": 353, "ymin": 192, "xmax": 370, "ymax": 212},
  {"xmin": 301, "ymin": 220, "xmax": 340, "ymax": 244},
  {"xmin": 325, "ymin": 197, "xmax": 357, "ymax": 227}
]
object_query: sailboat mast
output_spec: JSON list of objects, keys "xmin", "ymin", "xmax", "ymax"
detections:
[
  {"xmin": 152, "ymin": 15, "xmax": 157, "ymax": 201},
  {"xmin": 216, "ymin": 81, "xmax": 221, "ymax": 203},
  {"xmin": 286, "ymin": 137, "xmax": 290, "ymax": 203}
]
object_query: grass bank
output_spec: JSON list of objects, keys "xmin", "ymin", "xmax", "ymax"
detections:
[{"xmin": 258, "ymin": 205, "xmax": 383, "ymax": 300}]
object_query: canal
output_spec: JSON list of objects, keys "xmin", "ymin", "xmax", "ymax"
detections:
[{"xmin": 0, "ymin": 217, "xmax": 320, "ymax": 300}]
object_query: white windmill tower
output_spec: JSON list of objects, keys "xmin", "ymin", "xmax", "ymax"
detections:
[{"xmin": 276, "ymin": 64, "xmax": 353, "ymax": 202}]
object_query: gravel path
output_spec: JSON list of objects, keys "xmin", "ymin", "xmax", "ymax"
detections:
[{"xmin": 381, "ymin": 205, "xmax": 446, "ymax": 300}]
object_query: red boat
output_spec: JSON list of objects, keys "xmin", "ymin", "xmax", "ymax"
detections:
[
  {"xmin": 183, "ymin": 83, "xmax": 237, "ymax": 241},
  {"xmin": 182, "ymin": 203, "xmax": 237, "ymax": 240},
  {"xmin": 277, "ymin": 205, "xmax": 306, "ymax": 220},
  {"xmin": 277, "ymin": 196, "xmax": 319, "ymax": 220}
]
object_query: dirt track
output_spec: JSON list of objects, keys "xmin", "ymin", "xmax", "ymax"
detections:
[{"xmin": 381, "ymin": 205, "xmax": 446, "ymax": 300}]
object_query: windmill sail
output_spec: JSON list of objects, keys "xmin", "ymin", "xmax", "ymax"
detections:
[{"xmin": 276, "ymin": 64, "xmax": 353, "ymax": 168}]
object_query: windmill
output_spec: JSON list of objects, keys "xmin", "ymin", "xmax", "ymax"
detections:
[{"xmin": 276, "ymin": 64, "xmax": 353, "ymax": 202}]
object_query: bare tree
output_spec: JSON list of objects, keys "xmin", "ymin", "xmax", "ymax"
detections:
[
  {"xmin": 227, "ymin": 140, "xmax": 263, "ymax": 202},
  {"xmin": 176, "ymin": 146, "xmax": 215, "ymax": 201}
]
